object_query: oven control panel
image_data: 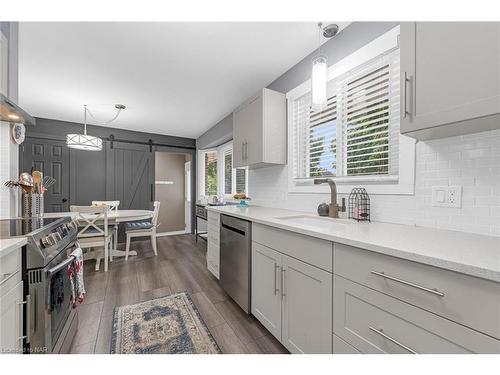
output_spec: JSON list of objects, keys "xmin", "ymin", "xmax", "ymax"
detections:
[{"xmin": 39, "ymin": 221, "xmax": 77, "ymax": 249}]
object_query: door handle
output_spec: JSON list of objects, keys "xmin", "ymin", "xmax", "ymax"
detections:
[
  {"xmin": 403, "ymin": 72, "xmax": 411, "ymax": 119},
  {"xmin": 151, "ymin": 183, "xmax": 154, "ymax": 201},
  {"xmin": 273, "ymin": 263, "xmax": 280, "ymax": 295},
  {"xmin": 62, "ymin": 198, "xmax": 68, "ymax": 203}
]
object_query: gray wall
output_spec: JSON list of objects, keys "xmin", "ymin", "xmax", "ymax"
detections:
[
  {"xmin": 22, "ymin": 117, "xmax": 198, "ymax": 232},
  {"xmin": 196, "ymin": 22, "xmax": 399, "ymax": 148},
  {"xmin": 196, "ymin": 113, "xmax": 233, "ymax": 149},
  {"xmin": 31, "ymin": 117, "xmax": 196, "ymax": 149}
]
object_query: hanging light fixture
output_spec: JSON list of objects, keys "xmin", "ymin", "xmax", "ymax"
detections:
[
  {"xmin": 66, "ymin": 104, "xmax": 125, "ymax": 151},
  {"xmin": 311, "ymin": 23, "xmax": 339, "ymax": 111}
]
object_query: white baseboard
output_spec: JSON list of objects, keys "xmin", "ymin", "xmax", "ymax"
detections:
[{"xmin": 156, "ymin": 230, "xmax": 188, "ymax": 237}]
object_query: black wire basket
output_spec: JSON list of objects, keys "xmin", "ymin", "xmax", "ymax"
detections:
[{"xmin": 348, "ymin": 188, "xmax": 370, "ymax": 222}]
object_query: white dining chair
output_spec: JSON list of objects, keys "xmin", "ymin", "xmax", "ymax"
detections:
[
  {"xmin": 124, "ymin": 201, "xmax": 160, "ymax": 260},
  {"xmin": 92, "ymin": 200, "xmax": 120, "ymax": 261},
  {"xmin": 70, "ymin": 205, "xmax": 113, "ymax": 272}
]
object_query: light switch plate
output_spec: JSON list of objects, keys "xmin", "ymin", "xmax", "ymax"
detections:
[{"xmin": 432, "ymin": 186, "xmax": 462, "ymax": 208}]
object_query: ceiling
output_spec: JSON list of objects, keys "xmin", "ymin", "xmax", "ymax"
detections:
[{"xmin": 18, "ymin": 22, "xmax": 349, "ymax": 138}]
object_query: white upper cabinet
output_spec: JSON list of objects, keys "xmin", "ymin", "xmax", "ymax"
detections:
[
  {"xmin": 233, "ymin": 88, "xmax": 286, "ymax": 168},
  {"xmin": 400, "ymin": 22, "xmax": 500, "ymax": 140}
]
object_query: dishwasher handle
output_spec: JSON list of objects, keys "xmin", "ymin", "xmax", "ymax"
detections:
[{"xmin": 221, "ymin": 222, "xmax": 246, "ymax": 236}]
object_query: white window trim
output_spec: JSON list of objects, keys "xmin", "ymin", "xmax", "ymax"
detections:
[
  {"xmin": 198, "ymin": 141, "xmax": 249, "ymax": 200},
  {"xmin": 287, "ymin": 25, "xmax": 415, "ymax": 196},
  {"xmin": 198, "ymin": 147, "xmax": 218, "ymax": 197}
]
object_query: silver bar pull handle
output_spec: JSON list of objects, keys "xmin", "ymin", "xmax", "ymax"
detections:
[
  {"xmin": 369, "ymin": 326, "xmax": 418, "ymax": 354},
  {"xmin": 242, "ymin": 142, "xmax": 245, "ymax": 161},
  {"xmin": 371, "ymin": 271, "xmax": 444, "ymax": 297},
  {"xmin": 17, "ymin": 300, "xmax": 27, "ymax": 344},
  {"xmin": 273, "ymin": 263, "xmax": 280, "ymax": 295},
  {"xmin": 281, "ymin": 268, "xmax": 286, "ymax": 299},
  {"xmin": 403, "ymin": 72, "xmax": 410, "ymax": 119},
  {"xmin": 26, "ymin": 294, "xmax": 31, "ymax": 343}
]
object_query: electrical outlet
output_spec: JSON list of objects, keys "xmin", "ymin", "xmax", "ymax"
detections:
[
  {"xmin": 447, "ymin": 186, "xmax": 462, "ymax": 208},
  {"xmin": 432, "ymin": 186, "xmax": 462, "ymax": 208}
]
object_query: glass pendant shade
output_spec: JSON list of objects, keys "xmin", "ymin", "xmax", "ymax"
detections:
[
  {"xmin": 66, "ymin": 104, "xmax": 104, "ymax": 151},
  {"xmin": 311, "ymin": 55, "xmax": 327, "ymax": 111},
  {"xmin": 66, "ymin": 133, "xmax": 103, "ymax": 151}
]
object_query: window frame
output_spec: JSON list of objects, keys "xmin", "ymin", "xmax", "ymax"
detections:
[
  {"xmin": 198, "ymin": 141, "xmax": 248, "ymax": 199},
  {"xmin": 287, "ymin": 25, "xmax": 415, "ymax": 196}
]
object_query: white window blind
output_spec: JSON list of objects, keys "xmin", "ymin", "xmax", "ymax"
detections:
[
  {"xmin": 223, "ymin": 149, "xmax": 232, "ymax": 195},
  {"xmin": 292, "ymin": 47, "xmax": 400, "ymax": 180},
  {"xmin": 235, "ymin": 168, "xmax": 246, "ymax": 194}
]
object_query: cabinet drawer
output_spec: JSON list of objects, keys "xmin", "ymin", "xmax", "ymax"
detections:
[
  {"xmin": 333, "ymin": 243, "xmax": 500, "ymax": 339},
  {"xmin": 333, "ymin": 334, "xmax": 360, "ymax": 354},
  {"xmin": 207, "ymin": 212, "xmax": 220, "ymax": 225},
  {"xmin": 0, "ymin": 248, "xmax": 22, "ymax": 295},
  {"xmin": 207, "ymin": 222, "xmax": 219, "ymax": 235},
  {"xmin": 253, "ymin": 223, "xmax": 332, "ymax": 272},
  {"xmin": 333, "ymin": 275, "xmax": 500, "ymax": 354}
]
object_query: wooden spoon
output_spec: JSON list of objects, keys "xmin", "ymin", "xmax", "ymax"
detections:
[{"xmin": 32, "ymin": 171, "xmax": 43, "ymax": 194}]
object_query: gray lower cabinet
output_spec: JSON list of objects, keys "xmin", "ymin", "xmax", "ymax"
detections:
[
  {"xmin": 400, "ymin": 22, "xmax": 500, "ymax": 140},
  {"xmin": 333, "ymin": 275, "xmax": 500, "ymax": 354},
  {"xmin": 281, "ymin": 255, "xmax": 332, "ymax": 354},
  {"xmin": 251, "ymin": 242, "xmax": 282, "ymax": 339},
  {"xmin": 251, "ymin": 241, "xmax": 333, "ymax": 354}
]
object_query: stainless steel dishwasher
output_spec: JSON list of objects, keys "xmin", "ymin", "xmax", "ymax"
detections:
[{"xmin": 220, "ymin": 214, "xmax": 252, "ymax": 314}]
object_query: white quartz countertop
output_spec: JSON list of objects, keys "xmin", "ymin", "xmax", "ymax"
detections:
[
  {"xmin": 207, "ymin": 205, "xmax": 500, "ymax": 283},
  {"xmin": 0, "ymin": 237, "xmax": 27, "ymax": 259}
]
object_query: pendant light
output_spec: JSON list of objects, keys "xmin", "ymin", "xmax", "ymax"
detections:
[
  {"xmin": 66, "ymin": 104, "xmax": 125, "ymax": 151},
  {"xmin": 311, "ymin": 23, "xmax": 339, "ymax": 111}
]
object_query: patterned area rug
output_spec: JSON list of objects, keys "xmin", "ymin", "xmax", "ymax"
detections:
[{"xmin": 110, "ymin": 292, "xmax": 221, "ymax": 354}]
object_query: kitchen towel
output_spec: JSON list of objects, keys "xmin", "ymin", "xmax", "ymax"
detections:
[{"xmin": 67, "ymin": 245, "xmax": 86, "ymax": 307}]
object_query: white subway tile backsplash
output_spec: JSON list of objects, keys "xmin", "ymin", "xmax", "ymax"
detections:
[{"xmin": 249, "ymin": 129, "xmax": 500, "ymax": 236}]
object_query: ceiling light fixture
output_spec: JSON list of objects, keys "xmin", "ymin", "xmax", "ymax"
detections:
[
  {"xmin": 311, "ymin": 23, "xmax": 339, "ymax": 111},
  {"xmin": 66, "ymin": 104, "xmax": 126, "ymax": 151}
]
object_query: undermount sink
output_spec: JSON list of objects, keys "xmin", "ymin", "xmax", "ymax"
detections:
[{"xmin": 275, "ymin": 214, "xmax": 351, "ymax": 230}]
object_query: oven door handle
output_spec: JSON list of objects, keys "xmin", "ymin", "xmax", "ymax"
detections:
[{"xmin": 46, "ymin": 256, "xmax": 75, "ymax": 278}]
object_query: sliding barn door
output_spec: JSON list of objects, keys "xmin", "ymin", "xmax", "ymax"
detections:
[
  {"xmin": 106, "ymin": 142, "xmax": 154, "ymax": 210},
  {"xmin": 21, "ymin": 137, "xmax": 70, "ymax": 212}
]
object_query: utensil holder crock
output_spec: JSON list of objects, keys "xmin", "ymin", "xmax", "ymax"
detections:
[{"xmin": 22, "ymin": 193, "xmax": 44, "ymax": 218}]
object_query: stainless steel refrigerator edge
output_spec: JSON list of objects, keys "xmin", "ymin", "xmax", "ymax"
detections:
[{"xmin": 219, "ymin": 214, "xmax": 252, "ymax": 314}]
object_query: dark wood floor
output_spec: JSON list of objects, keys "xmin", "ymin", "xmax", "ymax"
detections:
[{"xmin": 69, "ymin": 234, "xmax": 288, "ymax": 354}]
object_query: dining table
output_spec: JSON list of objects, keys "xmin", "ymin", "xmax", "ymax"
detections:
[{"xmin": 44, "ymin": 209, "xmax": 153, "ymax": 258}]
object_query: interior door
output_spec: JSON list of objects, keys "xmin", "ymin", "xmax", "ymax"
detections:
[
  {"xmin": 184, "ymin": 161, "xmax": 191, "ymax": 233},
  {"xmin": 281, "ymin": 254, "xmax": 333, "ymax": 354},
  {"xmin": 106, "ymin": 142, "xmax": 154, "ymax": 210},
  {"xmin": 251, "ymin": 242, "xmax": 282, "ymax": 340},
  {"xmin": 21, "ymin": 137, "xmax": 70, "ymax": 212}
]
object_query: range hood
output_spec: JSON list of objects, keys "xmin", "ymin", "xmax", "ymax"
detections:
[{"xmin": 0, "ymin": 93, "xmax": 36, "ymax": 126}]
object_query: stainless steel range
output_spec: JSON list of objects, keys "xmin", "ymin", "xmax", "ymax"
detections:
[{"xmin": 0, "ymin": 216, "xmax": 79, "ymax": 353}]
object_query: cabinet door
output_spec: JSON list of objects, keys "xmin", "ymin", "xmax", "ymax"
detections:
[
  {"xmin": 0, "ymin": 281, "xmax": 24, "ymax": 353},
  {"xmin": 251, "ymin": 242, "xmax": 282, "ymax": 340},
  {"xmin": 232, "ymin": 107, "xmax": 246, "ymax": 168},
  {"xmin": 401, "ymin": 22, "xmax": 500, "ymax": 134},
  {"xmin": 206, "ymin": 212, "xmax": 220, "ymax": 279},
  {"xmin": 244, "ymin": 94, "xmax": 263, "ymax": 166},
  {"xmin": 281, "ymin": 255, "xmax": 332, "ymax": 354}
]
